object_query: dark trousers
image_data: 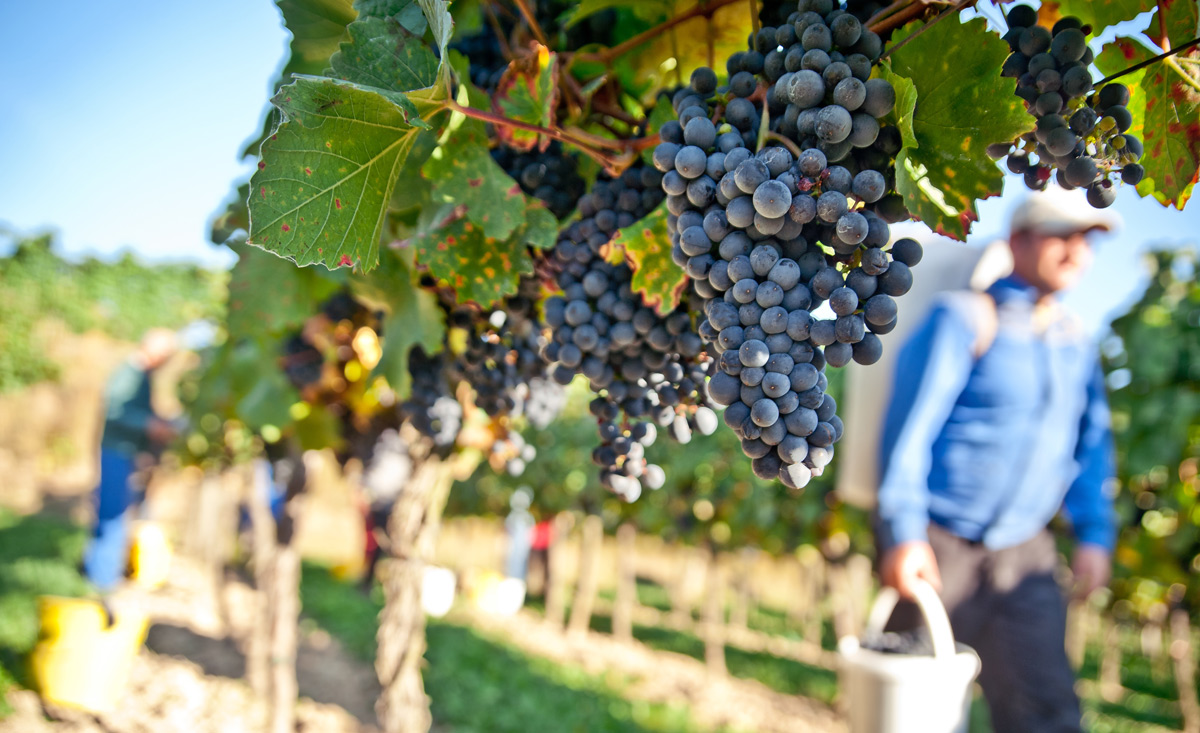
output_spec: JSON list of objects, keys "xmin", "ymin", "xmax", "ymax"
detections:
[{"xmin": 886, "ymin": 524, "xmax": 1082, "ymax": 733}]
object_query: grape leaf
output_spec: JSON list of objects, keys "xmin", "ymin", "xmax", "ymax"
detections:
[
  {"xmin": 620, "ymin": 0, "xmax": 752, "ymax": 102},
  {"xmin": 248, "ymin": 76, "xmax": 443, "ymax": 271},
  {"xmin": 611, "ymin": 203, "xmax": 688, "ymax": 315},
  {"xmin": 423, "ymin": 112, "xmax": 528, "ymax": 240},
  {"xmin": 640, "ymin": 95, "xmax": 678, "ymax": 166},
  {"xmin": 417, "ymin": 0, "xmax": 453, "ymax": 59},
  {"xmin": 227, "ymin": 338, "xmax": 302, "ymax": 430},
  {"xmin": 1095, "ymin": 38, "xmax": 1151, "ymax": 142},
  {"xmin": 493, "ymin": 44, "xmax": 559, "ymax": 151},
  {"xmin": 1097, "ymin": 37, "xmax": 1199, "ymax": 208},
  {"xmin": 328, "ymin": 14, "xmax": 438, "ymax": 91},
  {"xmin": 353, "ymin": 0, "xmax": 426, "ymax": 27},
  {"xmin": 226, "ymin": 242, "xmax": 343, "ymax": 343},
  {"xmin": 411, "ymin": 205, "xmax": 555, "ymax": 306},
  {"xmin": 566, "ymin": 0, "xmax": 672, "ymax": 27},
  {"xmin": 1137, "ymin": 51, "xmax": 1200, "ymax": 209},
  {"xmin": 242, "ymin": 0, "xmax": 358, "ymax": 158},
  {"xmin": 884, "ymin": 17, "xmax": 1034, "ymax": 240},
  {"xmin": 362, "ymin": 249, "xmax": 446, "ymax": 397},
  {"xmin": 1042, "ymin": 0, "xmax": 1155, "ymax": 34}
]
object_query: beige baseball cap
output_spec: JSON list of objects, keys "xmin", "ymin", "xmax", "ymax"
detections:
[{"xmin": 1010, "ymin": 185, "xmax": 1122, "ymax": 236}]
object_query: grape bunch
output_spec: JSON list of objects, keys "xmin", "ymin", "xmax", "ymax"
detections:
[
  {"xmin": 492, "ymin": 142, "xmax": 587, "ymax": 220},
  {"xmin": 280, "ymin": 333, "xmax": 323, "ymax": 390},
  {"xmin": 651, "ymin": 0, "xmax": 923, "ymax": 488},
  {"xmin": 992, "ymin": 5, "xmax": 1143, "ymax": 208},
  {"xmin": 399, "ymin": 346, "xmax": 463, "ymax": 448},
  {"xmin": 449, "ymin": 277, "xmax": 566, "ymax": 475},
  {"xmin": 540, "ymin": 168, "xmax": 719, "ymax": 500}
]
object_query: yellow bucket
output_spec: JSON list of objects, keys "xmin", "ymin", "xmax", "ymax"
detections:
[
  {"xmin": 29, "ymin": 596, "xmax": 149, "ymax": 713},
  {"xmin": 129, "ymin": 521, "xmax": 171, "ymax": 589}
]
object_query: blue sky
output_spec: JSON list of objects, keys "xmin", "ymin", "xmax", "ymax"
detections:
[
  {"xmin": 0, "ymin": 1, "xmax": 288, "ymax": 268},
  {"xmin": 0, "ymin": 2, "xmax": 1196, "ymax": 334}
]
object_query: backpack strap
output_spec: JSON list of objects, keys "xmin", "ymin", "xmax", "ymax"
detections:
[{"xmin": 969, "ymin": 291, "xmax": 998, "ymax": 359}]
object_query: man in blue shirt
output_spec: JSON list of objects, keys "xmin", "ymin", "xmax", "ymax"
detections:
[
  {"xmin": 877, "ymin": 188, "xmax": 1118, "ymax": 732},
  {"xmin": 83, "ymin": 328, "xmax": 178, "ymax": 592}
]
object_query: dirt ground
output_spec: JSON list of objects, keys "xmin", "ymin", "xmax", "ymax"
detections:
[{"xmin": 2, "ymin": 549, "xmax": 843, "ymax": 733}]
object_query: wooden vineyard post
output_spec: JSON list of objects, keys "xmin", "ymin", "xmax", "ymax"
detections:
[
  {"xmin": 702, "ymin": 545, "xmax": 727, "ymax": 676},
  {"xmin": 845, "ymin": 554, "xmax": 874, "ymax": 638},
  {"xmin": 268, "ymin": 543, "xmax": 301, "ymax": 733},
  {"xmin": 668, "ymin": 546, "xmax": 694, "ymax": 627},
  {"xmin": 1169, "ymin": 609, "xmax": 1200, "ymax": 733},
  {"xmin": 375, "ymin": 455, "xmax": 458, "ymax": 733},
  {"xmin": 827, "ymin": 560, "xmax": 856, "ymax": 642},
  {"xmin": 1098, "ymin": 618, "xmax": 1124, "ymax": 703},
  {"xmin": 729, "ymin": 547, "xmax": 756, "ymax": 631},
  {"xmin": 567, "ymin": 513, "xmax": 604, "ymax": 638},
  {"xmin": 1065, "ymin": 600, "xmax": 1088, "ymax": 670},
  {"xmin": 613, "ymin": 523, "xmax": 637, "ymax": 643},
  {"xmin": 242, "ymin": 463, "xmax": 275, "ymax": 699},
  {"xmin": 544, "ymin": 511, "xmax": 573, "ymax": 630},
  {"xmin": 792, "ymin": 547, "xmax": 825, "ymax": 647}
]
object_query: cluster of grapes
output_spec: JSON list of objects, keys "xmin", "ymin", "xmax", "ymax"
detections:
[
  {"xmin": 279, "ymin": 291, "xmax": 374, "ymax": 391},
  {"xmin": 492, "ymin": 142, "xmax": 587, "ymax": 220},
  {"xmin": 760, "ymin": 0, "xmax": 890, "ymax": 35},
  {"xmin": 280, "ymin": 333, "xmax": 323, "ymax": 390},
  {"xmin": 450, "ymin": 277, "xmax": 567, "ymax": 476},
  {"xmin": 399, "ymin": 346, "xmax": 463, "ymax": 448},
  {"xmin": 651, "ymin": 1, "xmax": 923, "ymax": 488},
  {"xmin": 540, "ymin": 168, "xmax": 719, "ymax": 500},
  {"xmin": 993, "ymin": 5, "xmax": 1142, "ymax": 208}
]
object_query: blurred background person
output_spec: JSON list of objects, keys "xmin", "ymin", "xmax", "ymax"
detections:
[
  {"xmin": 876, "ymin": 187, "xmax": 1119, "ymax": 732},
  {"xmin": 83, "ymin": 328, "xmax": 179, "ymax": 593}
]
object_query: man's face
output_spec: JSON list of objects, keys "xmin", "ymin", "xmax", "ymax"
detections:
[{"xmin": 1010, "ymin": 229, "xmax": 1095, "ymax": 294}]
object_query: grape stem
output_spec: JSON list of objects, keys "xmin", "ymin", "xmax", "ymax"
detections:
[
  {"xmin": 482, "ymin": 3, "xmax": 514, "ymax": 61},
  {"xmin": 1092, "ymin": 36, "xmax": 1200, "ymax": 88},
  {"xmin": 510, "ymin": 0, "xmax": 549, "ymax": 48},
  {"xmin": 443, "ymin": 99, "xmax": 625, "ymax": 170},
  {"xmin": 764, "ymin": 131, "xmax": 803, "ymax": 158},
  {"xmin": 572, "ymin": 0, "xmax": 743, "ymax": 65},
  {"xmin": 868, "ymin": 0, "xmax": 931, "ymax": 35},
  {"xmin": 879, "ymin": 0, "xmax": 976, "ymax": 59}
]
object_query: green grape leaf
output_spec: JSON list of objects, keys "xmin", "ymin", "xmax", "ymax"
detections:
[
  {"xmin": 242, "ymin": 0, "xmax": 358, "ymax": 158},
  {"xmin": 211, "ymin": 183, "xmax": 251, "ymax": 246},
  {"xmin": 328, "ymin": 14, "xmax": 438, "ymax": 92},
  {"xmin": 565, "ymin": 0, "xmax": 672, "ymax": 27},
  {"xmin": 884, "ymin": 18, "xmax": 1034, "ymax": 240},
  {"xmin": 226, "ymin": 242, "xmax": 343, "ymax": 342},
  {"xmin": 1094, "ymin": 38, "xmax": 1152, "ymax": 142},
  {"xmin": 1045, "ymin": 0, "xmax": 1155, "ymax": 34},
  {"xmin": 1136, "ymin": 50, "xmax": 1200, "ymax": 209},
  {"xmin": 224, "ymin": 338, "xmax": 302, "ymax": 430},
  {"xmin": 294, "ymin": 401, "xmax": 345, "ymax": 451},
  {"xmin": 612, "ymin": 203, "xmax": 687, "ymax": 315},
  {"xmin": 617, "ymin": 1, "xmax": 752, "ymax": 103},
  {"xmin": 363, "ymin": 250, "xmax": 446, "ymax": 397},
  {"xmin": 493, "ymin": 44, "xmax": 559, "ymax": 151},
  {"xmin": 417, "ymin": 0, "xmax": 453, "ymax": 59},
  {"xmin": 411, "ymin": 204, "xmax": 552, "ymax": 306},
  {"xmin": 247, "ymin": 76, "xmax": 444, "ymax": 271},
  {"xmin": 1097, "ymin": 37, "xmax": 1199, "ymax": 208},
  {"xmin": 353, "ymin": 0, "xmax": 426, "ymax": 26},
  {"xmin": 423, "ymin": 111, "xmax": 528, "ymax": 240}
]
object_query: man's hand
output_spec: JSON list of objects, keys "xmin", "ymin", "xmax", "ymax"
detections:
[
  {"xmin": 1071, "ymin": 544, "xmax": 1111, "ymax": 599},
  {"xmin": 146, "ymin": 418, "xmax": 177, "ymax": 445},
  {"xmin": 881, "ymin": 540, "xmax": 942, "ymax": 600}
]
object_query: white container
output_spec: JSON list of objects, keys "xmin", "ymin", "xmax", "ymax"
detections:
[{"xmin": 838, "ymin": 580, "xmax": 981, "ymax": 733}]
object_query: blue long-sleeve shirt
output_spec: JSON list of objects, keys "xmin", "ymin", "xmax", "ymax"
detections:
[{"xmin": 877, "ymin": 275, "xmax": 1116, "ymax": 552}]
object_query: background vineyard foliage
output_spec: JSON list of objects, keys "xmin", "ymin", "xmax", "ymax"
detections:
[
  {"xmin": 1103, "ymin": 248, "xmax": 1200, "ymax": 614},
  {"xmin": 0, "ymin": 232, "xmax": 225, "ymax": 393}
]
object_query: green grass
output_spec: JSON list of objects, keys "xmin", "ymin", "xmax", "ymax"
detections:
[{"xmin": 300, "ymin": 565, "xmax": 738, "ymax": 733}]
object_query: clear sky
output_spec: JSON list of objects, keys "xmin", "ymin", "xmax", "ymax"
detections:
[
  {"xmin": 0, "ymin": 1, "xmax": 289, "ymax": 268},
  {"xmin": 0, "ymin": 2, "xmax": 1196, "ymax": 334}
]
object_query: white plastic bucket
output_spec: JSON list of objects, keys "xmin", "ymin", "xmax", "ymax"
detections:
[{"xmin": 838, "ymin": 580, "xmax": 981, "ymax": 733}]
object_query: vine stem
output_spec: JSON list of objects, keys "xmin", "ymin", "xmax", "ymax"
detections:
[
  {"xmin": 1092, "ymin": 36, "xmax": 1200, "ymax": 87},
  {"xmin": 443, "ymin": 99, "xmax": 623, "ymax": 170},
  {"xmin": 750, "ymin": 0, "xmax": 760, "ymax": 35},
  {"xmin": 866, "ymin": 0, "xmax": 908, "ymax": 28},
  {"xmin": 1165, "ymin": 56, "xmax": 1200, "ymax": 93},
  {"xmin": 511, "ymin": 0, "xmax": 549, "ymax": 48},
  {"xmin": 868, "ymin": 0, "xmax": 929, "ymax": 35},
  {"xmin": 764, "ymin": 131, "xmax": 803, "ymax": 158},
  {"xmin": 880, "ymin": 0, "xmax": 975, "ymax": 59},
  {"xmin": 574, "ymin": 0, "xmax": 743, "ymax": 65}
]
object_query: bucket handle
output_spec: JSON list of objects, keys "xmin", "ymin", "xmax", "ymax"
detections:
[{"xmin": 864, "ymin": 579, "xmax": 956, "ymax": 660}]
